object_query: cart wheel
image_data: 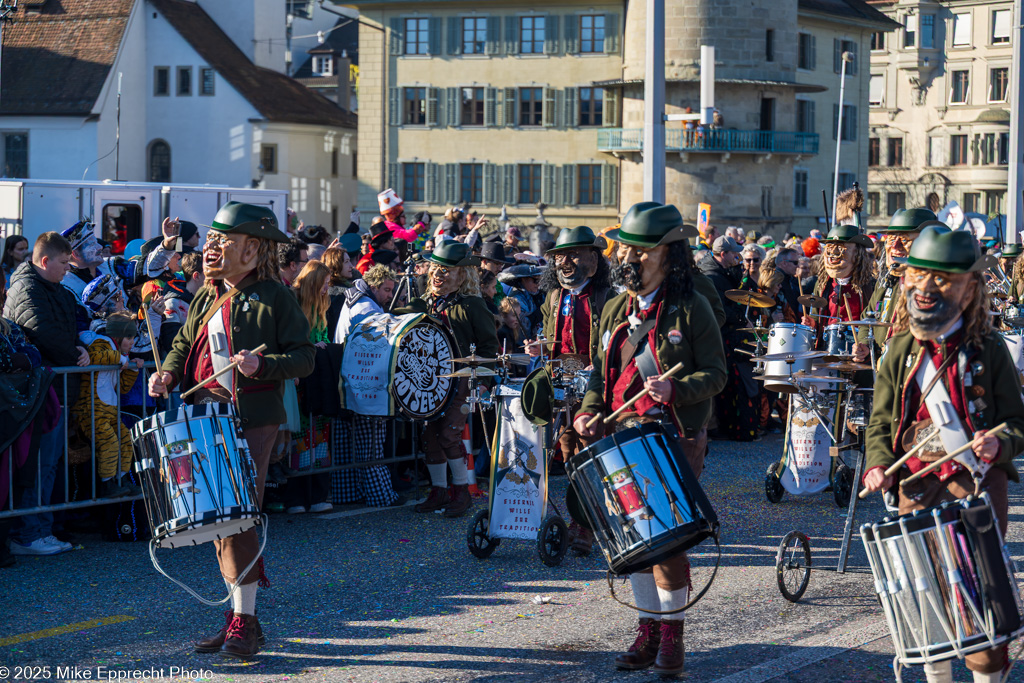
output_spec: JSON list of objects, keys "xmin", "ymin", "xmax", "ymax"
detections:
[
  {"xmin": 833, "ymin": 462, "xmax": 853, "ymax": 509},
  {"xmin": 537, "ymin": 514, "xmax": 569, "ymax": 567},
  {"xmin": 467, "ymin": 509, "xmax": 500, "ymax": 559},
  {"xmin": 776, "ymin": 530, "xmax": 812, "ymax": 602},
  {"xmin": 765, "ymin": 461, "xmax": 785, "ymax": 504}
]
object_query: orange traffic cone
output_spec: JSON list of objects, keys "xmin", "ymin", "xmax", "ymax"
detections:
[{"xmin": 463, "ymin": 425, "xmax": 482, "ymax": 496}]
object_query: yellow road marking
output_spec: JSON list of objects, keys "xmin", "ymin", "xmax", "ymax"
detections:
[{"xmin": 0, "ymin": 615, "xmax": 135, "ymax": 647}]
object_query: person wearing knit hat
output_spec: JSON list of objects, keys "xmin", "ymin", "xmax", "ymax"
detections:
[{"xmin": 72, "ymin": 311, "xmax": 143, "ymax": 500}]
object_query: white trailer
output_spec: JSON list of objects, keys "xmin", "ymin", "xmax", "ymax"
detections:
[{"xmin": 0, "ymin": 179, "xmax": 288, "ymax": 250}]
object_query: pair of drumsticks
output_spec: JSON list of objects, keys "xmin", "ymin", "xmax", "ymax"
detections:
[{"xmin": 584, "ymin": 363, "xmax": 685, "ymax": 430}]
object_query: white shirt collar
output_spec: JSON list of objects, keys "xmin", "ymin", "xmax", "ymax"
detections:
[
  {"xmin": 568, "ymin": 278, "xmax": 591, "ymax": 296},
  {"xmin": 937, "ymin": 316, "xmax": 963, "ymax": 343},
  {"xmin": 637, "ymin": 287, "xmax": 660, "ymax": 311}
]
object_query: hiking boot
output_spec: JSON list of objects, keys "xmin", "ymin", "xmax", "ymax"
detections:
[
  {"xmin": 443, "ymin": 484, "xmax": 472, "ymax": 518},
  {"xmin": 414, "ymin": 486, "xmax": 450, "ymax": 513},
  {"xmin": 614, "ymin": 618, "xmax": 661, "ymax": 670},
  {"xmin": 219, "ymin": 613, "xmax": 262, "ymax": 660},
  {"xmin": 196, "ymin": 610, "xmax": 265, "ymax": 653},
  {"xmin": 652, "ymin": 619, "xmax": 685, "ymax": 675}
]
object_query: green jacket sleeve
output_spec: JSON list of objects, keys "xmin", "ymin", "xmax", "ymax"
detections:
[
  {"xmin": 983, "ymin": 333, "xmax": 1024, "ymax": 467},
  {"xmin": 671, "ymin": 295, "xmax": 727, "ymax": 406},
  {"xmin": 692, "ymin": 272, "xmax": 726, "ymax": 328},
  {"xmin": 864, "ymin": 337, "xmax": 899, "ymax": 473}
]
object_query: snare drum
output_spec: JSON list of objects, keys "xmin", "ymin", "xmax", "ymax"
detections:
[
  {"xmin": 566, "ymin": 423, "xmax": 718, "ymax": 575},
  {"xmin": 861, "ymin": 496, "xmax": 1024, "ymax": 665},
  {"xmin": 762, "ymin": 323, "xmax": 815, "ymax": 393},
  {"xmin": 1000, "ymin": 331, "xmax": 1024, "ymax": 377},
  {"xmin": 132, "ymin": 403, "xmax": 261, "ymax": 549},
  {"xmin": 824, "ymin": 324, "xmax": 855, "ymax": 361}
]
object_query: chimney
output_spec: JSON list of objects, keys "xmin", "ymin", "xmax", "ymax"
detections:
[{"xmin": 336, "ymin": 49, "xmax": 352, "ymax": 111}]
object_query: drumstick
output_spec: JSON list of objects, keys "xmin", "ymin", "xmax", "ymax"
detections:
[
  {"xmin": 143, "ymin": 304, "xmax": 168, "ymax": 399},
  {"xmin": 797, "ymin": 277, "xmax": 807, "ymax": 318},
  {"xmin": 843, "ymin": 295, "xmax": 855, "ymax": 324},
  {"xmin": 857, "ymin": 432, "xmax": 943, "ymax": 499},
  {"xmin": 586, "ymin": 363, "xmax": 685, "ymax": 429},
  {"xmin": 900, "ymin": 423, "xmax": 1008, "ymax": 486},
  {"xmin": 180, "ymin": 344, "xmax": 268, "ymax": 399}
]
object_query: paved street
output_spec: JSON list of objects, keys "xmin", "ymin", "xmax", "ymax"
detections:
[{"xmin": 2, "ymin": 433, "xmax": 1024, "ymax": 683}]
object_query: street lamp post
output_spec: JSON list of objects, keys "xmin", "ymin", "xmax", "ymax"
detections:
[
  {"xmin": 642, "ymin": 0, "xmax": 666, "ymax": 203},
  {"xmin": 831, "ymin": 51, "xmax": 852, "ymax": 225}
]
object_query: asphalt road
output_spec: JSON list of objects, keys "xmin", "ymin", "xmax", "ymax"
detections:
[{"xmin": 2, "ymin": 432, "xmax": 1024, "ymax": 683}]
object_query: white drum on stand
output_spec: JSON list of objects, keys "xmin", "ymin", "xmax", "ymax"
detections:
[{"xmin": 761, "ymin": 323, "xmax": 815, "ymax": 393}]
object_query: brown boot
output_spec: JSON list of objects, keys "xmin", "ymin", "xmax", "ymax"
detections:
[
  {"xmin": 614, "ymin": 618, "xmax": 661, "ymax": 670},
  {"xmin": 219, "ymin": 613, "xmax": 262, "ymax": 660},
  {"xmin": 443, "ymin": 484, "xmax": 472, "ymax": 518},
  {"xmin": 652, "ymin": 619, "xmax": 684, "ymax": 675},
  {"xmin": 414, "ymin": 486, "xmax": 450, "ymax": 513},
  {"xmin": 195, "ymin": 610, "xmax": 265, "ymax": 653}
]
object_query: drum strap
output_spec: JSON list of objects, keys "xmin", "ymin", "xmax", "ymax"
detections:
[
  {"xmin": 199, "ymin": 286, "xmax": 242, "ymax": 330},
  {"xmin": 619, "ymin": 318, "xmax": 658, "ymax": 373}
]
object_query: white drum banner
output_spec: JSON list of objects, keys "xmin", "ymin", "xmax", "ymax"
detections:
[
  {"xmin": 340, "ymin": 312, "xmax": 424, "ymax": 416},
  {"xmin": 488, "ymin": 385, "xmax": 547, "ymax": 540},
  {"xmin": 780, "ymin": 394, "xmax": 834, "ymax": 495}
]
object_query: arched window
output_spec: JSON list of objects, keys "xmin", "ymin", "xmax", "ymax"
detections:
[
  {"xmin": 148, "ymin": 140, "xmax": 171, "ymax": 182},
  {"xmin": 926, "ymin": 192, "xmax": 941, "ymax": 213}
]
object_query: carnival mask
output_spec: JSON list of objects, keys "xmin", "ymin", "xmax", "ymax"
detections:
[
  {"xmin": 885, "ymin": 233, "xmax": 917, "ymax": 262},
  {"xmin": 618, "ymin": 244, "xmax": 668, "ymax": 295},
  {"xmin": 203, "ymin": 231, "xmax": 258, "ymax": 283},
  {"xmin": 553, "ymin": 248, "xmax": 599, "ymax": 289},
  {"xmin": 823, "ymin": 242, "xmax": 855, "ymax": 280},
  {"xmin": 429, "ymin": 264, "xmax": 463, "ymax": 297},
  {"xmin": 903, "ymin": 266, "xmax": 975, "ymax": 340}
]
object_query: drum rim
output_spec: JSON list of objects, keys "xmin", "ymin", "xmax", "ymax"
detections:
[
  {"xmin": 862, "ymin": 498, "xmax": 971, "ymax": 541},
  {"xmin": 392, "ymin": 316, "xmax": 460, "ymax": 422},
  {"xmin": 768, "ymin": 322, "xmax": 814, "ymax": 334},
  {"xmin": 567, "ymin": 422, "xmax": 670, "ymax": 471}
]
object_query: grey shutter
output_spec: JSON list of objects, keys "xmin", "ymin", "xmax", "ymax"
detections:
[
  {"xmin": 483, "ymin": 163, "xmax": 498, "ymax": 205},
  {"xmin": 542, "ymin": 163, "xmax": 558, "ymax": 204},
  {"xmin": 486, "ymin": 16, "xmax": 501, "ymax": 54},
  {"xmin": 446, "ymin": 87, "xmax": 460, "ymax": 127},
  {"xmin": 565, "ymin": 14, "xmax": 579, "ymax": 54},
  {"xmin": 428, "ymin": 17, "xmax": 442, "ymax": 56},
  {"xmin": 504, "ymin": 87, "xmax": 517, "ymax": 127},
  {"xmin": 562, "ymin": 164, "xmax": 577, "ymax": 206},
  {"xmin": 564, "ymin": 87, "xmax": 578, "ymax": 128},
  {"xmin": 426, "ymin": 87, "xmax": 440, "ymax": 126},
  {"xmin": 505, "ymin": 16, "xmax": 519, "ymax": 54},
  {"xmin": 388, "ymin": 87, "xmax": 400, "ymax": 126},
  {"xmin": 601, "ymin": 164, "xmax": 618, "ymax": 207},
  {"xmin": 809, "ymin": 34, "xmax": 816, "ymax": 70},
  {"xmin": 390, "ymin": 18, "xmax": 404, "ymax": 55},
  {"xmin": 544, "ymin": 15, "xmax": 560, "ymax": 55},
  {"xmin": 848, "ymin": 106, "xmax": 857, "ymax": 141},
  {"xmin": 543, "ymin": 86, "xmax": 557, "ymax": 127},
  {"xmin": 426, "ymin": 163, "xmax": 441, "ymax": 204},
  {"xmin": 848, "ymin": 41, "xmax": 858, "ymax": 75},
  {"xmin": 605, "ymin": 12, "xmax": 620, "ymax": 53},
  {"xmin": 388, "ymin": 162, "xmax": 399, "ymax": 193},
  {"xmin": 503, "ymin": 164, "xmax": 516, "ymax": 206},
  {"xmin": 833, "ymin": 38, "xmax": 841, "ymax": 73},
  {"xmin": 808, "ymin": 100, "xmax": 815, "ymax": 133},
  {"xmin": 445, "ymin": 163, "xmax": 459, "ymax": 203},
  {"xmin": 832, "ymin": 104, "xmax": 839, "ymax": 140},
  {"xmin": 604, "ymin": 88, "xmax": 620, "ymax": 127},
  {"xmin": 485, "ymin": 87, "xmax": 498, "ymax": 127},
  {"xmin": 448, "ymin": 16, "xmax": 462, "ymax": 55}
]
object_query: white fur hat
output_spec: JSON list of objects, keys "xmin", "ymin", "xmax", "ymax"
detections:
[{"xmin": 377, "ymin": 188, "xmax": 403, "ymax": 215}]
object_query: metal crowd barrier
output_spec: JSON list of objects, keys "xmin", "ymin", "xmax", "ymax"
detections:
[{"xmin": 1, "ymin": 362, "xmax": 425, "ymax": 520}]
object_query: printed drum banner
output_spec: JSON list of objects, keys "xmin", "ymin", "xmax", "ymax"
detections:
[
  {"xmin": 779, "ymin": 394, "xmax": 836, "ymax": 495},
  {"xmin": 340, "ymin": 312, "xmax": 424, "ymax": 416},
  {"xmin": 488, "ymin": 385, "xmax": 547, "ymax": 540}
]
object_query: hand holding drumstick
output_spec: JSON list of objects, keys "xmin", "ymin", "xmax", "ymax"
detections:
[{"xmin": 573, "ymin": 363, "xmax": 685, "ymax": 439}]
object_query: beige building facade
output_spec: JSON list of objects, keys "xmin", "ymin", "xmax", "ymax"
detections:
[{"xmin": 866, "ymin": 0, "xmax": 1014, "ymax": 230}]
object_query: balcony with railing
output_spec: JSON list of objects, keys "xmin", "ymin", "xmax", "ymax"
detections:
[{"xmin": 597, "ymin": 128, "xmax": 820, "ymax": 156}]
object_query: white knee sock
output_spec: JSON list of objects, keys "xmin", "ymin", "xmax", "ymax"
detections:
[
  {"xmin": 657, "ymin": 586, "xmax": 689, "ymax": 618},
  {"xmin": 923, "ymin": 660, "xmax": 953, "ymax": 683},
  {"xmin": 427, "ymin": 462, "xmax": 448, "ymax": 488},
  {"xmin": 629, "ymin": 573, "xmax": 660, "ymax": 620},
  {"xmin": 972, "ymin": 672, "xmax": 1002, "ymax": 683},
  {"xmin": 232, "ymin": 582, "xmax": 257, "ymax": 616},
  {"xmin": 447, "ymin": 457, "xmax": 469, "ymax": 485}
]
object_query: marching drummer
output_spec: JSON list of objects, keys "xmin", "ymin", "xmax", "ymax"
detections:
[
  {"xmin": 573, "ymin": 202, "xmax": 727, "ymax": 676},
  {"xmin": 149, "ymin": 202, "xmax": 315, "ymax": 659},
  {"xmin": 862, "ymin": 225, "xmax": 1024, "ymax": 683}
]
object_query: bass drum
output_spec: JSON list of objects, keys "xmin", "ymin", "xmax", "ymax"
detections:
[{"xmin": 391, "ymin": 317, "xmax": 458, "ymax": 421}]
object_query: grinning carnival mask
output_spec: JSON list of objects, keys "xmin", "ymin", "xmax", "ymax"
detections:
[
  {"xmin": 546, "ymin": 226, "xmax": 602, "ymax": 289},
  {"xmin": 81, "ymin": 274, "xmax": 124, "ymax": 317},
  {"xmin": 62, "ymin": 220, "xmax": 102, "ymax": 267},
  {"xmin": 820, "ymin": 224, "xmax": 872, "ymax": 281}
]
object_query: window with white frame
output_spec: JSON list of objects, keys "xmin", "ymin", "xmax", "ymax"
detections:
[
  {"xmin": 404, "ymin": 18, "xmax": 429, "ymax": 55},
  {"xmin": 463, "ymin": 17, "xmax": 486, "ymax": 54},
  {"xmin": 312, "ymin": 56, "xmax": 334, "ymax": 76},
  {"xmin": 992, "ymin": 9, "xmax": 1011, "ymax": 44},
  {"xmin": 921, "ymin": 15, "xmax": 935, "ymax": 48},
  {"xmin": 952, "ymin": 13, "xmax": 972, "ymax": 47},
  {"xmin": 950, "ymin": 69, "xmax": 970, "ymax": 104},
  {"xmin": 520, "ymin": 16, "xmax": 545, "ymax": 54},
  {"xmin": 904, "ymin": 14, "xmax": 917, "ymax": 47},
  {"xmin": 869, "ymin": 74, "xmax": 884, "ymax": 106},
  {"xmin": 990, "ymin": 67, "xmax": 1009, "ymax": 102}
]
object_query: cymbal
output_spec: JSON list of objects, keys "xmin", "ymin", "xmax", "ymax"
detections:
[
  {"xmin": 439, "ymin": 368, "xmax": 498, "ymax": 378},
  {"xmin": 499, "ymin": 353, "xmax": 532, "ymax": 366},
  {"xmin": 798, "ymin": 295, "xmax": 828, "ymax": 309},
  {"xmin": 737, "ymin": 326, "xmax": 770, "ymax": 334},
  {"xmin": 451, "ymin": 353, "xmax": 497, "ymax": 365},
  {"xmin": 753, "ymin": 350, "xmax": 826, "ymax": 363},
  {"xmin": 792, "ymin": 371, "xmax": 852, "ymax": 384},
  {"xmin": 1004, "ymin": 317, "xmax": 1024, "ymax": 327},
  {"xmin": 833, "ymin": 319, "xmax": 892, "ymax": 328},
  {"xmin": 725, "ymin": 289, "xmax": 775, "ymax": 308},
  {"xmin": 818, "ymin": 361, "xmax": 872, "ymax": 373},
  {"xmin": 754, "ymin": 374, "xmax": 797, "ymax": 383}
]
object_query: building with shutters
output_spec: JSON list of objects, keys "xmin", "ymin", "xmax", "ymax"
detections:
[
  {"xmin": 344, "ymin": 0, "xmax": 624, "ymax": 231},
  {"xmin": 865, "ymin": 0, "xmax": 1014, "ymax": 230}
]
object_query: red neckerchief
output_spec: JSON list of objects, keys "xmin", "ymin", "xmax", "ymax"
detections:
[{"xmin": 611, "ymin": 290, "xmax": 664, "ymax": 415}]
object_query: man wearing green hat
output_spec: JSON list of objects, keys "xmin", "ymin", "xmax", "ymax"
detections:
[
  {"xmin": 401, "ymin": 240, "xmax": 499, "ymax": 518},
  {"xmin": 150, "ymin": 201, "xmax": 315, "ymax": 660},
  {"xmin": 862, "ymin": 225, "xmax": 1024, "ymax": 683},
  {"xmin": 572, "ymin": 201, "xmax": 727, "ymax": 676}
]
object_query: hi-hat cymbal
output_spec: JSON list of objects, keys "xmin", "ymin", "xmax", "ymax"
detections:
[
  {"xmin": 797, "ymin": 295, "xmax": 828, "ymax": 309},
  {"xmin": 818, "ymin": 361, "xmax": 872, "ymax": 373},
  {"xmin": 725, "ymin": 289, "xmax": 775, "ymax": 308},
  {"xmin": 451, "ymin": 353, "xmax": 497, "ymax": 365},
  {"xmin": 753, "ymin": 350, "xmax": 826, "ymax": 363},
  {"xmin": 833, "ymin": 319, "xmax": 892, "ymax": 328},
  {"xmin": 439, "ymin": 367, "xmax": 498, "ymax": 378}
]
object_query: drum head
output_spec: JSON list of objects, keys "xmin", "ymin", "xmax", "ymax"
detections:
[{"xmin": 392, "ymin": 318, "xmax": 458, "ymax": 421}]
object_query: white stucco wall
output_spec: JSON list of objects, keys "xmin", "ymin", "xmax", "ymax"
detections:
[
  {"xmin": 197, "ymin": 0, "xmax": 285, "ymax": 73},
  {"xmin": 0, "ymin": 117, "xmax": 99, "ymax": 181}
]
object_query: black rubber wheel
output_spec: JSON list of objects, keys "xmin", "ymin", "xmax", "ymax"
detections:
[
  {"xmin": 833, "ymin": 462, "xmax": 853, "ymax": 509},
  {"xmin": 765, "ymin": 461, "xmax": 785, "ymax": 504},
  {"xmin": 776, "ymin": 530, "xmax": 812, "ymax": 602},
  {"xmin": 537, "ymin": 514, "xmax": 569, "ymax": 567},
  {"xmin": 467, "ymin": 509, "xmax": 500, "ymax": 559}
]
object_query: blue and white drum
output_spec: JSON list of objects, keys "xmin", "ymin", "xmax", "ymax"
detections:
[
  {"xmin": 132, "ymin": 403, "xmax": 261, "ymax": 549},
  {"xmin": 566, "ymin": 423, "xmax": 718, "ymax": 575}
]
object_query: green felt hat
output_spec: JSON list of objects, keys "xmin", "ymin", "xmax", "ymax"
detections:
[
  {"xmin": 1001, "ymin": 243, "xmax": 1023, "ymax": 258},
  {"xmin": 906, "ymin": 225, "xmax": 996, "ymax": 274},
  {"xmin": 883, "ymin": 207, "xmax": 938, "ymax": 234},
  {"xmin": 546, "ymin": 225, "xmax": 602, "ymax": 254},
  {"xmin": 209, "ymin": 201, "xmax": 289, "ymax": 243},
  {"xmin": 822, "ymin": 224, "xmax": 873, "ymax": 248},
  {"xmin": 520, "ymin": 366, "xmax": 554, "ymax": 426},
  {"xmin": 423, "ymin": 240, "xmax": 480, "ymax": 267},
  {"xmin": 605, "ymin": 202, "xmax": 698, "ymax": 248}
]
